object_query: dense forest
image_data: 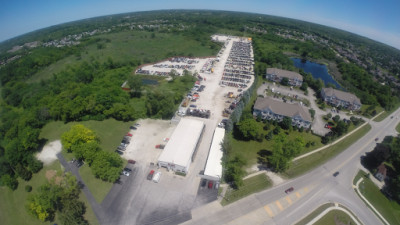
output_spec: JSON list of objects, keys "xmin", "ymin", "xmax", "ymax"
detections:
[{"xmin": 1, "ymin": 9, "xmax": 400, "ymax": 211}]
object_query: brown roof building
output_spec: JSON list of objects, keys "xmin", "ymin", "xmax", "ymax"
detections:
[
  {"xmin": 253, "ymin": 97, "xmax": 312, "ymax": 128},
  {"xmin": 321, "ymin": 87, "xmax": 361, "ymax": 111},
  {"xmin": 266, "ymin": 68, "xmax": 303, "ymax": 86}
]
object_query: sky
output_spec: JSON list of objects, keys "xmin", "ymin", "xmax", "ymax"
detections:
[{"xmin": 1, "ymin": 0, "xmax": 399, "ymax": 49}]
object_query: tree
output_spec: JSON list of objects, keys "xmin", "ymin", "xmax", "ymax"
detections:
[
  {"xmin": 1, "ymin": 174, "xmax": 18, "ymax": 190},
  {"xmin": 91, "ymin": 151, "xmax": 123, "ymax": 182},
  {"xmin": 70, "ymin": 142, "xmax": 101, "ymax": 166},
  {"xmin": 127, "ymin": 75, "xmax": 143, "ymax": 97},
  {"xmin": 237, "ymin": 119, "xmax": 261, "ymax": 140},
  {"xmin": 279, "ymin": 116, "xmax": 291, "ymax": 130},
  {"xmin": 280, "ymin": 77, "xmax": 289, "ymax": 86},
  {"xmin": 332, "ymin": 115, "xmax": 340, "ymax": 123},
  {"xmin": 61, "ymin": 124, "xmax": 98, "ymax": 151}
]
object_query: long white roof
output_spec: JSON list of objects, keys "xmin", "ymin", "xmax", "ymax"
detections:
[
  {"xmin": 204, "ymin": 127, "xmax": 225, "ymax": 179},
  {"xmin": 158, "ymin": 118, "xmax": 204, "ymax": 168}
]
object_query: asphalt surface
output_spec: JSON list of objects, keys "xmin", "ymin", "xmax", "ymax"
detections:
[{"xmin": 184, "ymin": 108, "xmax": 400, "ymax": 225}]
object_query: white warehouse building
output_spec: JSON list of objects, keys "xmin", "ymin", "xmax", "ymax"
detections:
[
  {"xmin": 202, "ymin": 127, "xmax": 225, "ymax": 181},
  {"xmin": 158, "ymin": 118, "xmax": 205, "ymax": 174}
]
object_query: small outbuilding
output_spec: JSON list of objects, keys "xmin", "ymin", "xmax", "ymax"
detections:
[{"xmin": 158, "ymin": 118, "xmax": 205, "ymax": 174}]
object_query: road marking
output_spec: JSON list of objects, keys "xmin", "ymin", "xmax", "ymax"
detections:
[
  {"xmin": 264, "ymin": 205, "xmax": 274, "ymax": 217},
  {"xmin": 296, "ymin": 192, "xmax": 301, "ymax": 198},
  {"xmin": 285, "ymin": 196, "xmax": 292, "ymax": 205},
  {"xmin": 275, "ymin": 200, "xmax": 284, "ymax": 211}
]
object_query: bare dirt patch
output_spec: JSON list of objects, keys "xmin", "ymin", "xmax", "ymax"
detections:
[{"xmin": 36, "ymin": 140, "xmax": 62, "ymax": 165}]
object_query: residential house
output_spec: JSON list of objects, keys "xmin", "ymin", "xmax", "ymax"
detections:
[
  {"xmin": 375, "ymin": 163, "xmax": 387, "ymax": 182},
  {"xmin": 321, "ymin": 87, "xmax": 361, "ymax": 111},
  {"xmin": 253, "ymin": 97, "xmax": 312, "ymax": 128},
  {"xmin": 266, "ymin": 68, "xmax": 303, "ymax": 86}
]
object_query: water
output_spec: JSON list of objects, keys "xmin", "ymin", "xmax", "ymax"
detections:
[
  {"xmin": 291, "ymin": 58, "xmax": 341, "ymax": 89},
  {"xmin": 142, "ymin": 79, "xmax": 159, "ymax": 85}
]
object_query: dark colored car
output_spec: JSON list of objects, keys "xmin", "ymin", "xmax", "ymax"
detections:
[
  {"xmin": 285, "ymin": 187, "xmax": 294, "ymax": 194},
  {"xmin": 123, "ymin": 168, "xmax": 132, "ymax": 172},
  {"xmin": 115, "ymin": 150, "xmax": 123, "ymax": 155},
  {"xmin": 128, "ymin": 159, "xmax": 136, "ymax": 164},
  {"xmin": 147, "ymin": 170, "xmax": 155, "ymax": 180},
  {"xmin": 333, "ymin": 171, "xmax": 340, "ymax": 177},
  {"xmin": 201, "ymin": 179, "xmax": 207, "ymax": 187},
  {"xmin": 375, "ymin": 138, "xmax": 379, "ymax": 141},
  {"xmin": 130, "ymin": 126, "xmax": 137, "ymax": 130}
]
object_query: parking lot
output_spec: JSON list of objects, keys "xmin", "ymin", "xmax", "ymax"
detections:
[{"xmin": 99, "ymin": 35, "xmax": 255, "ymax": 225}]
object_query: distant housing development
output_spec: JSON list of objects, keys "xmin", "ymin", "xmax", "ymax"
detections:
[
  {"xmin": 157, "ymin": 118, "xmax": 205, "ymax": 174},
  {"xmin": 321, "ymin": 87, "xmax": 361, "ymax": 111},
  {"xmin": 266, "ymin": 68, "xmax": 303, "ymax": 86},
  {"xmin": 253, "ymin": 97, "xmax": 312, "ymax": 128}
]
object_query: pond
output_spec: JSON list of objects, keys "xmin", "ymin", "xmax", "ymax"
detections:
[
  {"xmin": 142, "ymin": 79, "xmax": 159, "ymax": 85},
  {"xmin": 291, "ymin": 58, "xmax": 341, "ymax": 89}
]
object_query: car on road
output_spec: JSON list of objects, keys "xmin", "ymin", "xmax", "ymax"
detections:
[
  {"xmin": 134, "ymin": 123, "xmax": 140, "ymax": 127},
  {"xmin": 128, "ymin": 159, "xmax": 136, "ymax": 164},
  {"xmin": 147, "ymin": 170, "xmax": 155, "ymax": 180},
  {"xmin": 130, "ymin": 126, "xmax": 137, "ymax": 130},
  {"xmin": 375, "ymin": 138, "xmax": 379, "ymax": 141},
  {"xmin": 126, "ymin": 133, "xmax": 133, "ymax": 137},
  {"xmin": 285, "ymin": 187, "xmax": 294, "ymax": 194},
  {"xmin": 124, "ymin": 168, "xmax": 132, "ymax": 172},
  {"xmin": 333, "ymin": 171, "xmax": 340, "ymax": 177},
  {"xmin": 152, "ymin": 172, "xmax": 161, "ymax": 183}
]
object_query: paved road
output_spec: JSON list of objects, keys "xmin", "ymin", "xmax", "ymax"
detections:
[{"xmin": 184, "ymin": 107, "xmax": 400, "ymax": 225}]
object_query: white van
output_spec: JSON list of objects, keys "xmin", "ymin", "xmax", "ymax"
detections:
[{"xmin": 152, "ymin": 172, "xmax": 161, "ymax": 183}]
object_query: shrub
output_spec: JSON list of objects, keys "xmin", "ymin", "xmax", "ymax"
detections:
[{"xmin": 25, "ymin": 185, "xmax": 32, "ymax": 192}]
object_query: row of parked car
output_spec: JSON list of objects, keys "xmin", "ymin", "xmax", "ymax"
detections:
[{"xmin": 115, "ymin": 123, "xmax": 140, "ymax": 155}]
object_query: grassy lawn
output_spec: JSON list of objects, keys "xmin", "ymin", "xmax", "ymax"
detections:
[
  {"xmin": 221, "ymin": 173, "xmax": 272, "ymax": 205},
  {"xmin": 396, "ymin": 122, "xmax": 400, "ymax": 133},
  {"xmin": 79, "ymin": 163, "xmax": 114, "ymax": 203},
  {"xmin": 314, "ymin": 210, "xmax": 357, "ymax": 225},
  {"xmin": 354, "ymin": 170, "xmax": 400, "ymax": 225},
  {"xmin": 0, "ymin": 161, "xmax": 98, "ymax": 225},
  {"xmin": 356, "ymin": 104, "xmax": 384, "ymax": 119},
  {"xmin": 27, "ymin": 31, "xmax": 218, "ymax": 83},
  {"xmin": 229, "ymin": 128, "xmax": 322, "ymax": 168},
  {"xmin": 294, "ymin": 203, "xmax": 333, "ymax": 225},
  {"xmin": 284, "ymin": 124, "xmax": 371, "ymax": 178},
  {"xmin": 40, "ymin": 118, "xmax": 133, "ymax": 152},
  {"xmin": 373, "ymin": 102, "xmax": 400, "ymax": 122},
  {"xmin": 40, "ymin": 118, "xmax": 131, "ymax": 203}
]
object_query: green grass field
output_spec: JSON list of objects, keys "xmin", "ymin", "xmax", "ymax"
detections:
[
  {"xmin": 40, "ymin": 118, "xmax": 131, "ymax": 203},
  {"xmin": 396, "ymin": 122, "xmax": 400, "ymax": 133},
  {"xmin": 294, "ymin": 203, "xmax": 334, "ymax": 225},
  {"xmin": 373, "ymin": 102, "xmax": 400, "ymax": 122},
  {"xmin": 313, "ymin": 210, "xmax": 356, "ymax": 225},
  {"xmin": 284, "ymin": 124, "xmax": 371, "ymax": 178},
  {"xmin": 221, "ymin": 173, "xmax": 272, "ymax": 205},
  {"xmin": 228, "ymin": 129, "xmax": 323, "ymax": 168},
  {"xmin": 40, "ymin": 118, "xmax": 133, "ymax": 152},
  {"xmin": 0, "ymin": 161, "xmax": 98, "ymax": 225},
  {"xmin": 27, "ymin": 31, "xmax": 218, "ymax": 83},
  {"xmin": 354, "ymin": 170, "xmax": 400, "ymax": 225}
]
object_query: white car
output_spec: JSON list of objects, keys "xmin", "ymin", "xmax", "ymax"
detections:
[{"xmin": 122, "ymin": 170, "xmax": 130, "ymax": 176}]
